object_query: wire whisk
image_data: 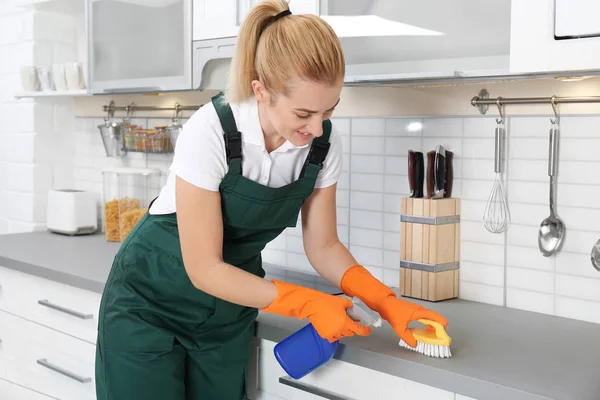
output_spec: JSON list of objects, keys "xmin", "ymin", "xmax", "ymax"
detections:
[{"xmin": 483, "ymin": 103, "xmax": 511, "ymax": 233}]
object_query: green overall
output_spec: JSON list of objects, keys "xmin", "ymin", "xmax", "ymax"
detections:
[{"xmin": 95, "ymin": 93, "xmax": 332, "ymax": 400}]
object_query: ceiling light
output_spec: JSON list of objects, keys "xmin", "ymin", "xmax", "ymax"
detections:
[
  {"xmin": 321, "ymin": 15, "xmax": 444, "ymax": 38},
  {"xmin": 407, "ymin": 122, "xmax": 423, "ymax": 132}
]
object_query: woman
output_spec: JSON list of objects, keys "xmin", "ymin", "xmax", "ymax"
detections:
[{"xmin": 95, "ymin": 1, "xmax": 448, "ymax": 398}]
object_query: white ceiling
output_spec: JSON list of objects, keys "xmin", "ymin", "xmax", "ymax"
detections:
[{"xmin": 326, "ymin": 0, "xmax": 512, "ymax": 65}]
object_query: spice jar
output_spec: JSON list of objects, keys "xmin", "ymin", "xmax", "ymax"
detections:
[{"xmin": 102, "ymin": 167, "xmax": 162, "ymax": 242}]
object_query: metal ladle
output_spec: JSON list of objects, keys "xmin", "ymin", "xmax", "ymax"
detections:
[{"xmin": 538, "ymin": 97, "xmax": 566, "ymax": 257}]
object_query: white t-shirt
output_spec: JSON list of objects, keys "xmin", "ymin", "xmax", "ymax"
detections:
[{"xmin": 149, "ymin": 97, "xmax": 343, "ymax": 215}]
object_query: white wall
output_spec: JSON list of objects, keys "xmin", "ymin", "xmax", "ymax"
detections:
[{"xmin": 0, "ymin": 8, "xmax": 77, "ymax": 234}]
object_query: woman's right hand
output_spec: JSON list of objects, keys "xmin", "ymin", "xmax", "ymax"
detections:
[{"xmin": 261, "ymin": 280, "xmax": 372, "ymax": 342}]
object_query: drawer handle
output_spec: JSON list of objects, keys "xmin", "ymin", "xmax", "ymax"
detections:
[
  {"xmin": 37, "ymin": 358, "xmax": 92, "ymax": 383},
  {"xmin": 278, "ymin": 376, "xmax": 348, "ymax": 400},
  {"xmin": 37, "ymin": 299, "xmax": 93, "ymax": 320}
]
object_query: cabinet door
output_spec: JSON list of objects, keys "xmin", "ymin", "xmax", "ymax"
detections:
[
  {"xmin": 88, "ymin": 0, "xmax": 193, "ymax": 93},
  {"xmin": 510, "ymin": 0, "xmax": 600, "ymax": 73},
  {"xmin": 193, "ymin": 0, "xmax": 319, "ymax": 41}
]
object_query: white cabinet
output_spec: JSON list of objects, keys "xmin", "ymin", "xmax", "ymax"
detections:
[
  {"xmin": 0, "ymin": 266, "xmax": 99, "ymax": 400},
  {"xmin": 192, "ymin": 0, "xmax": 320, "ymax": 41},
  {"xmin": 250, "ymin": 339, "xmax": 456, "ymax": 400},
  {"xmin": 510, "ymin": 0, "xmax": 600, "ymax": 73},
  {"xmin": 87, "ymin": 0, "xmax": 193, "ymax": 93}
]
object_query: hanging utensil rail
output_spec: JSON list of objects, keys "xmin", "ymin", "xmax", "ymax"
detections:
[
  {"xmin": 471, "ymin": 89, "xmax": 600, "ymax": 115},
  {"xmin": 102, "ymin": 100, "xmax": 202, "ymax": 119}
]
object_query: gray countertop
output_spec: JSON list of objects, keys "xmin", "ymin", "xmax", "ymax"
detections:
[{"xmin": 0, "ymin": 231, "xmax": 599, "ymax": 400}]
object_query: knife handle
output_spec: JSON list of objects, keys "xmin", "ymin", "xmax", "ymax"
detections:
[
  {"xmin": 434, "ymin": 149, "xmax": 446, "ymax": 198},
  {"xmin": 408, "ymin": 150, "xmax": 416, "ymax": 197},
  {"xmin": 426, "ymin": 151, "xmax": 435, "ymax": 199},
  {"xmin": 415, "ymin": 152, "xmax": 424, "ymax": 198},
  {"xmin": 444, "ymin": 150, "xmax": 454, "ymax": 198}
]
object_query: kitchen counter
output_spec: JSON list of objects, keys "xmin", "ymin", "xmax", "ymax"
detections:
[{"xmin": 0, "ymin": 231, "xmax": 599, "ymax": 400}]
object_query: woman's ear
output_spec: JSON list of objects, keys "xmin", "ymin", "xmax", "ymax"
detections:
[{"xmin": 251, "ymin": 79, "xmax": 268, "ymax": 102}]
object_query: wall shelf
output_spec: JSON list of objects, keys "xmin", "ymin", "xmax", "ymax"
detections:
[{"xmin": 14, "ymin": 90, "xmax": 91, "ymax": 99}]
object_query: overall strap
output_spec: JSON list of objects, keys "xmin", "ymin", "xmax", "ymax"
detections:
[
  {"xmin": 300, "ymin": 119, "xmax": 332, "ymax": 181},
  {"xmin": 211, "ymin": 93, "xmax": 242, "ymax": 175}
]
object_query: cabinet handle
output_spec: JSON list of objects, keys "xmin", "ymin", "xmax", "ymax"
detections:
[
  {"xmin": 38, "ymin": 299, "xmax": 93, "ymax": 320},
  {"xmin": 36, "ymin": 358, "xmax": 92, "ymax": 383},
  {"xmin": 102, "ymin": 86, "xmax": 161, "ymax": 93},
  {"xmin": 278, "ymin": 376, "xmax": 348, "ymax": 400}
]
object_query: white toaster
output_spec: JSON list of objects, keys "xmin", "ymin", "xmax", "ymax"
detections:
[{"xmin": 46, "ymin": 189, "xmax": 98, "ymax": 236}]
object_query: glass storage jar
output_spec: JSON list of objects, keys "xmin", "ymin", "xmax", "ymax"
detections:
[{"xmin": 102, "ymin": 167, "xmax": 162, "ymax": 242}]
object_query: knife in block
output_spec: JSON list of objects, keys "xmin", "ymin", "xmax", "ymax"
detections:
[
  {"xmin": 426, "ymin": 150, "xmax": 435, "ymax": 199},
  {"xmin": 415, "ymin": 151, "xmax": 424, "ymax": 198},
  {"xmin": 408, "ymin": 150, "xmax": 416, "ymax": 197},
  {"xmin": 444, "ymin": 150, "xmax": 454, "ymax": 198}
]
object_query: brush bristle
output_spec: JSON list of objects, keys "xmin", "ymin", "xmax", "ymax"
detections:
[{"xmin": 398, "ymin": 339, "xmax": 452, "ymax": 358}]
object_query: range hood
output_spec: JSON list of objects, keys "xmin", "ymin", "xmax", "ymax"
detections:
[{"xmin": 193, "ymin": 0, "xmax": 513, "ymax": 90}]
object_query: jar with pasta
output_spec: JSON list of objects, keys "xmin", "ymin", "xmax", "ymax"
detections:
[{"xmin": 102, "ymin": 167, "xmax": 162, "ymax": 242}]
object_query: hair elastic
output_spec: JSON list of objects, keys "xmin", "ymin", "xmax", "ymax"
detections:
[{"xmin": 273, "ymin": 9, "xmax": 292, "ymax": 21}]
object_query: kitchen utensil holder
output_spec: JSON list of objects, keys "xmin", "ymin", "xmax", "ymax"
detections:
[
  {"xmin": 400, "ymin": 197, "xmax": 460, "ymax": 302},
  {"xmin": 122, "ymin": 126, "xmax": 174, "ymax": 154}
]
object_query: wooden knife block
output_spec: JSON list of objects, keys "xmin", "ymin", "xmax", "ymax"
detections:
[{"xmin": 400, "ymin": 197, "xmax": 460, "ymax": 302}]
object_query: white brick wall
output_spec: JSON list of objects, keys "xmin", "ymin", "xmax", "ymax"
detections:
[{"xmin": 0, "ymin": 7, "xmax": 77, "ymax": 234}]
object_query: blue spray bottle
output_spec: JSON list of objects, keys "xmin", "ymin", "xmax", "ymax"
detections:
[{"xmin": 273, "ymin": 297, "xmax": 382, "ymax": 380}]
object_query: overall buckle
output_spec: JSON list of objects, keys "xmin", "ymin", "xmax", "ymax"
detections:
[
  {"xmin": 225, "ymin": 131, "xmax": 242, "ymax": 161},
  {"xmin": 306, "ymin": 139, "xmax": 330, "ymax": 167}
]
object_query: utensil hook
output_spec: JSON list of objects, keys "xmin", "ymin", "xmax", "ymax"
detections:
[
  {"xmin": 495, "ymin": 97, "xmax": 505, "ymax": 125},
  {"xmin": 104, "ymin": 100, "xmax": 115, "ymax": 123},
  {"xmin": 550, "ymin": 96, "xmax": 559, "ymax": 125},
  {"xmin": 172, "ymin": 102, "xmax": 182, "ymax": 125},
  {"xmin": 124, "ymin": 102, "xmax": 134, "ymax": 123}
]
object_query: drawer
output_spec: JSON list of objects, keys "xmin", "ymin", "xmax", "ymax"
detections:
[
  {"xmin": 0, "ymin": 310, "xmax": 96, "ymax": 400},
  {"xmin": 0, "ymin": 378, "xmax": 54, "ymax": 400},
  {"xmin": 0, "ymin": 266, "xmax": 101, "ymax": 344}
]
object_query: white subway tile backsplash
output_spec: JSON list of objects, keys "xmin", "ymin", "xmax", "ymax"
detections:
[
  {"xmin": 506, "ymin": 223, "xmax": 542, "ymax": 249},
  {"xmin": 555, "ymin": 116, "xmax": 600, "ymax": 138},
  {"xmin": 4, "ymin": 191, "xmax": 47, "ymax": 223},
  {"xmin": 350, "ymin": 245, "xmax": 383, "ymax": 267},
  {"xmin": 340, "ymin": 136, "xmax": 350, "ymax": 155},
  {"xmin": 509, "ymin": 138, "xmax": 547, "ymax": 160},
  {"xmin": 510, "ymin": 117, "xmax": 548, "ymax": 137},
  {"xmin": 556, "ymin": 252, "xmax": 600, "ymax": 279},
  {"xmin": 556, "ymin": 274, "xmax": 600, "ymax": 302},
  {"xmin": 460, "ymin": 262, "xmax": 504, "ymax": 287},
  {"xmin": 383, "ymin": 268, "xmax": 400, "ymax": 287},
  {"xmin": 384, "ymin": 175, "xmax": 409, "ymax": 195},
  {"xmin": 509, "ymin": 202, "xmax": 549, "ymax": 227},
  {"xmin": 461, "ymin": 242, "xmax": 504, "ymax": 266},
  {"xmin": 557, "ymin": 183, "xmax": 600, "ymax": 209},
  {"xmin": 508, "ymin": 159, "xmax": 547, "ymax": 181},
  {"xmin": 383, "ymin": 250, "xmax": 400, "ymax": 270},
  {"xmin": 555, "ymin": 296, "xmax": 600, "ymax": 324},
  {"xmin": 461, "ymin": 180, "xmax": 495, "ymax": 202},
  {"xmin": 462, "ymin": 138, "xmax": 495, "ymax": 160},
  {"xmin": 350, "ymin": 210, "xmax": 383, "ymax": 230},
  {"xmin": 383, "ymin": 232, "xmax": 400, "ymax": 251},
  {"xmin": 383, "ymin": 213, "xmax": 400, "ymax": 233},
  {"xmin": 0, "ymin": 219, "xmax": 8, "ymax": 234},
  {"xmin": 336, "ymin": 189, "xmax": 349, "ymax": 207},
  {"xmin": 350, "ymin": 191, "xmax": 383, "ymax": 212},
  {"xmin": 262, "ymin": 249, "xmax": 286, "ymax": 266},
  {"xmin": 460, "ymin": 220, "xmax": 505, "ymax": 245},
  {"xmin": 507, "ymin": 180, "xmax": 548, "ymax": 205},
  {"xmin": 463, "ymin": 117, "xmax": 498, "ymax": 138},
  {"xmin": 506, "ymin": 245, "xmax": 554, "ymax": 272},
  {"xmin": 331, "ymin": 118, "xmax": 350, "ymax": 135},
  {"xmin": 558, "ymin": 206, "xmax": 600, "ymax": 232},
  {"xmin": 506, "ymin": 288, "xmax": 554, "ymax": 315},
  {"xmin": 336, "ymin": 207, "xmax": 349, "ymax": 226},
  {"xmin": 384, "ymin": 155, "xmax": 407, "ymax": 175},
  {"xmin": 350, "ymin": 228, "xmax": 383, "ymax": 249},
  {"xmin": 384, "ymin": 194, "xmax": 401, "ymax": 214},
  {"xmin": 350, "ymin": 173, "xmax": 383, "ymax": 192},
  {"xmin": 459, "ymin": 281, "xmax": 504, "ymax": 306},
  {"xmin": 507, "ymin": 267, "xmax": 554, "ymax": 294},
  {"xmin": 560, "ymin": 138, "xmax": 600, "ymax": 161},
  {"xmin": 351, "ymin": 118, "xmax": 385, "ymax": 136},
  {"xmin": 385, "ymin": 137, "xmax": 422, "ymax": 156},
  {"xmin": 7, "ymin": 220, "xmax": 46, "ymax": 234},
  {"xmin": 342, "ymin": 154, "xmax": 350, "ymax": 172},
  {"xmin": 351, "ymin": 155, "xmax": 384, "ymax": 174},
  {"xmin": 4, "ymin": 163, "xmax": 53, "ymax": 193},
  {"xmin": 385, "ymin": 118, "xmax": 423, "ymax": 136},
  {"xmin": 561, "ymin": 229, "xmax": 600, "ymax": 254},
  {"xmin": 422, "ymin": 118, "xmax": 463, "ymax": 137},
  {"xmin": 351, "ymin": 137, "xmax": 384, "ymax": 155},
  {"xmin": 558, "ymin": 161, "xmax": 600, "ymax": 185},
  {"xmin": 338, "ymin": 171, "xmax": 350, "ymax": 190}
]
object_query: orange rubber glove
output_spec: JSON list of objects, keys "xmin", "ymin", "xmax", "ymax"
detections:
[
  {"xmin": 340, "ymin": 265, "xmax": 448, "ymax": 348},
  {"xmin": 262, "ymin": 279, "xmax": 372, "ymax": 343}
]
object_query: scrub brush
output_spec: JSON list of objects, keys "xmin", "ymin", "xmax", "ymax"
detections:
[{"xmin": 398, "ymin": 319, "xmax": 452, "ymax": 358}]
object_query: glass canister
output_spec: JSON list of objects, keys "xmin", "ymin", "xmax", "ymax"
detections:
[{"xmin": 102, "ymin": 167, "xmax": 162, "ymax": 242}]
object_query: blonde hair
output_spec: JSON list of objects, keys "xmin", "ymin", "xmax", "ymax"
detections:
[{"xmin": 224, "ymin": 0, "xmax": 345, "ymax": 104}]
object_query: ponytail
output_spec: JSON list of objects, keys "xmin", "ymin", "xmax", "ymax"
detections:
[{"xmin": 224, "ymin": 0, "xmax": 344, "ymax": 104}]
